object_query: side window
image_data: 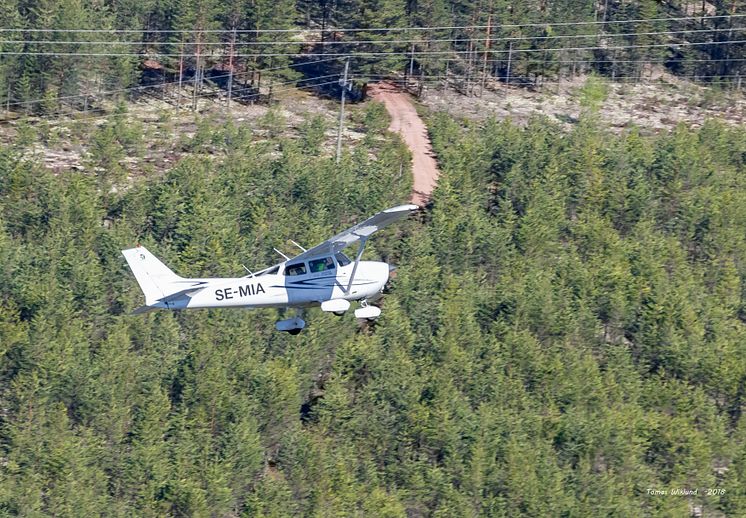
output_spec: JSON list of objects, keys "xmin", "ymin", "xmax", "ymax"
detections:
[
  {"xmin": 335, "ymin": 252, "xmax": 352, "ymax": 266},
  {"xmin": 285, "ymin": 262, "xmax": 307, "ymax": 276},
  {"xmin": 309, "ymin": 257, "xmax": 336, "ymax": 273}
]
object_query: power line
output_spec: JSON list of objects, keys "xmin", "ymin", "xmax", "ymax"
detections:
[
  {"xmin": 370, "ymin": 75, "xmax": 746, "ymax": 89},
  {"xmin": 1, "ymin": 25, "xmax": 744, "ymax": 48},
  {"xmin": 7, "ymin": 50, "xmax": 740, "ymax": 112},
  {"xmin": 1, "ymin": 28, "xmax": 742, "ymax": 121},
  {"xmin": 204, "ymin": 78, "xmax": 342, "ymax": 102},
  {"xmin": 413, "ymin": 57, "xmax": 746, "ymax": 66},
  {"xmin": 0, "ymin": 14, "xmax": 744, "ymax": 34},
  {"xmin": 4, "ymin": 69, "xmax": 738, "ymax": 129},
  {"xmin": 2, "ymin": 38, "xmax": 744, "ymax": 58},
  {"xmin": 8, "ymin": 60, "xmax": 741, "ymax": 113},
  {"xmin": 481, "ymin": 14, "xmax": 746, "ymax": 28},
  {"xmin": 3, "ymin": 57, "xmax": 342, "ymax": 108},
  {"xmin": 10, "ymin": 63, "xmax": 741, "ymax": 122},
  {"xmin": 367, "ymin": 73, "xmax": 746, "ymax": 81},
  {"xmin": 2, "ymin": 77, "xmax": 343, "ymax": 125},
  {"xmin": 5, "ymin": 71, "xmax": 340, "ymax": 110}
]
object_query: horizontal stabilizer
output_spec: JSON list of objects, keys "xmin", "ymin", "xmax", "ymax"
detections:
[
  {"xmin": 132, "ymin": 305, "xmax": 157, "ymax": 315},
  {"xmin": 155, "ymin": 284, "xmax": 207, "ymax": 304}
]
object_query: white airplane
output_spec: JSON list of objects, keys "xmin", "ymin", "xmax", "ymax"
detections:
[{"xmin": 122, "ymin": 204, "xmax": 418, "ymax": 334}]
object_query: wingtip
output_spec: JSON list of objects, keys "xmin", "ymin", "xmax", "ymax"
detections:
[{"xmin": 385, "ymin": 204, "xmax": 419, "ymax": 213}]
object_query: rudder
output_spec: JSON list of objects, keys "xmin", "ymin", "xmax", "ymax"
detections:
[{"xmin": 122, "ymin": 246, "xmax": 183, "ymax": 306}]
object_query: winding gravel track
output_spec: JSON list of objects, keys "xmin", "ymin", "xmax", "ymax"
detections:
[{"xmin": 367, "ymin": 81, "xmax": 440, "ymax": 207}]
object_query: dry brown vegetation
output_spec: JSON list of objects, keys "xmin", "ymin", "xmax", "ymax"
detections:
[{"xmin": 422, "ymin": 73, "xmax": 745, "ymax": 131}]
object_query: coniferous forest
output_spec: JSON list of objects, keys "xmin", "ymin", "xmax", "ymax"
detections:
[
  {"xmin": 1, "ymin": 0, "xmax": 746, "ymax": 517},
  {"xmin": 1, "ymin": 103, "xmax": 746, "ymax": 515},
  {"xmin": 0, "ymin": 0, "xmax": 743, "ymax": 113}
]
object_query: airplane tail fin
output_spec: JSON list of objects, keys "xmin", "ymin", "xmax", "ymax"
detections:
[{"xmin": 121, "ymin": 246, "xmax": 184, "ymax": 307}]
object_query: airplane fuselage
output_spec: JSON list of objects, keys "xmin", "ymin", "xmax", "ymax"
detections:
[
  {"xmin": 150, "ymin": 260, "xmax": 389, "ymax": 310},
  {"xmin": 122, "ymin": 204, "xmax": 418, "ymax": 331}
]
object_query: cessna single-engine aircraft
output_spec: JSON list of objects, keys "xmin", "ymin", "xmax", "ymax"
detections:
[{"xmin": 122, "ymin": 204, "xmax": 418, "ymax": 334}]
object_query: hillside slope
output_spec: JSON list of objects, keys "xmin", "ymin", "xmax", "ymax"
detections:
[{"xmin": 1, "ymin": 93, "xmax": 746, "ymax": 514}]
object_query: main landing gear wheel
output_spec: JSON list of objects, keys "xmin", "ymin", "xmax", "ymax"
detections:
[
  {"xmin": 321, "ymin": 299, "xmax": 351, "ymax": 317},
  {"xmin": 276, "ymin": 313, "xmax": 306, "ymax": 335}
]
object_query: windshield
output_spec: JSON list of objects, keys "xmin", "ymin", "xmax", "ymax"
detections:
[{"xmin": 335, "ymin": 252, "xmax": 352, "ymax": 266}]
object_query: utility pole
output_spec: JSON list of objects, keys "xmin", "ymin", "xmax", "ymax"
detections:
[
  {"xmin": 725, "ymin": 0, "xmax": 736, "ymax": 79},
  {"xmin": 192, "ymin": 31, "xmax": 201, "ymax": 111},
  {"xmin": 161, "ymin": 67, "xmax": 167, "ymax": 100},
  {"xmin": 480, "ymin": 14, "xmax": 492, "ymax": 96},
  {"xmin": 227, "ymin": 27, "xmax": 236, "ymax": 113},
  {"xmin": 336, "ymin": 57, "xmax": 350, "ymax": 164},
  {"xmin": 178, "ymin": 37, "xmax": 184, "ymax": 110},
  {"xmin": 466, "ymin": 37, "xmax": 474, "ymax": 95},
  {"xmin": 506, "ymin": 41, "xmax": 513, "ymax": 85},
  {"xmin": 408, "ymin": 43, "xmax": 415, "ymax": 78}
]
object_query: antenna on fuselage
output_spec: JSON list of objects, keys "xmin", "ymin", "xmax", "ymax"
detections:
[
  {"xmin": 273, "ymin": 248, "xmax": 290, "ymax": 261},
  {"xmin": 289, "ymin": 240, "xmax": 306, "ymax": 252}
]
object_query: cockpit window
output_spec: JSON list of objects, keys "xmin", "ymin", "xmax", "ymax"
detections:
[
  {"xmin": 285, "ymin": 262, "xmax": 307, "ymax": 276},
  {"xmin": 335, "ymin": 252, "xmax": 352, "ymax": 266},
  {"xmin": 309, "ymin": 257, "xmax": 335, "ymax": 273}
]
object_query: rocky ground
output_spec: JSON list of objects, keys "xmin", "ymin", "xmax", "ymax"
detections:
[
  {"xmin": 0, "ymin": 87, "xmax": 356, "ymax": 175},
  {"xmin": 422, "ymin": 71, "xmax": 745, "ymax": 132}
]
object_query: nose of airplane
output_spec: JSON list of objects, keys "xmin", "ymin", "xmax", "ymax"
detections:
[
  {"xmin": 364, "ymin": 262, "xmax": 392, "ymax": 302},
  {"xmin": 381, "ymin": 262, "xmax": 395, "ymax": 289}
]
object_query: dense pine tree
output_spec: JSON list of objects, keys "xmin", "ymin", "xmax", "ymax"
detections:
[
  {"xmin": 0, "ymin": 0, "xmax": 741, "ymax": 111},
  {"xmin": 0, "ymin": 99, "xmax": 744, "ymax": 514}
]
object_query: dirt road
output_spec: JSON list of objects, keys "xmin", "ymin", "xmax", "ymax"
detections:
[{"xmin": 367, "ymin": 82, "xmax": 440, "ymax": 207}]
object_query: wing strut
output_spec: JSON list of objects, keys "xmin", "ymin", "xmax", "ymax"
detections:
[{"xmin": 344, "ymin": 237, "xmax": 368, "ymax": 294}]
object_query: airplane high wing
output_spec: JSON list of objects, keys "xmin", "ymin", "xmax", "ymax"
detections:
[
  {"xmin": 287, "ymin": 204, "xmax": 419, "ymax": 263},
  {"xmin": 287, "ymin": 204, "xmax": 418, "ymax": 297},
  {"xmin": 122, "ymin": 204, "xmax": 419, "ymax": 334}
]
